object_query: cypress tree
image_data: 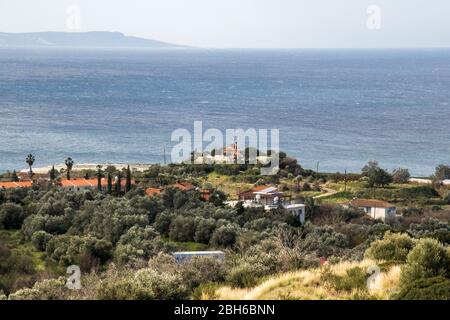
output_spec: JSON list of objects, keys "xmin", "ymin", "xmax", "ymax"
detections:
[
  {"xmin": 49, "ymin": 165, "xmax": 56, "ymax": 181},
  {"xmin": 107, "ymin": 173, "xmax": 112, "ymax": 193},
  {"xmin": 11, "ymin": 170, "xmax": 19, "ymax": 182},
  {"xmin": 97, "ymin": 169, "xmax": 102, "ymax": 192},
  {"xmin": 116, "ymin": 173, "xmax": 122, "ymax": 193},
  {"xmin": 125, "ymin": 165, "xmax": 132, "ymax": 192}
]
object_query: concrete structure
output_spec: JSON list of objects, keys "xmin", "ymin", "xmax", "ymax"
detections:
[
  {"xmin": 348, "ymin": 199, "xmax": 396, "ymax": 221},
  {"xmin": 284, "ymin": 204, "xmax": 306, "ymax": 224},
  {"xmin": 172, "ymin": 251, "xmax": 225, "ymax": 263}
]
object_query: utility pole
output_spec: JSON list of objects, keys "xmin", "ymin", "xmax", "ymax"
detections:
[
  {"xmin": 316, "ymin": 161, "xmax": 320, "ymax": 182},
  {"xmin": 344, "ymin": 168, "xmax": 347, "ymax": 192},
  {"xmin": 163, "ymin": 145, "xmax": 167, "ymax": 165}
]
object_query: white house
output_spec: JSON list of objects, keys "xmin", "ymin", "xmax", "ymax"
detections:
[
  {"xmin": 229, "ymin": 185, "xmax": 306, "ymax": 224},
  {"xmin": 348, "ymin": 199, "xmax": 396, "ymax": 221}
]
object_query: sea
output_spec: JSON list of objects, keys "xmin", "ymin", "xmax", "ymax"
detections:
[{"xmin": 0, "ymin": 47, "xmax": 449, "ymax": 176}]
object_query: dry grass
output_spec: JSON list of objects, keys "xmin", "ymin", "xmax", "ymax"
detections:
[{"xmin": 203, "ymin": 260, "xmax": 401, "ymax": 300}]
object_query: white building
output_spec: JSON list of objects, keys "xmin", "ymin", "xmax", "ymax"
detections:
[
  {"xmin": 348, "ymin": 199, "xmax": 396, "ymax": 221},
  {"xmin": 172, "ymin": 251, "xmax": 225, "ymax": 263},
  {"xmin": 227, "ymin": 185, "xmax": 306, "ymax": 224}
]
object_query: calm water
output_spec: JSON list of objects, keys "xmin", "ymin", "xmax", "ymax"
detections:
[{"xmin": 0, "ymin": 48, "xmax": 449, "ymax": 175}]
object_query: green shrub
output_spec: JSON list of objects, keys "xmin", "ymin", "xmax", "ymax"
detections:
[
  {"xmin": 321, "ymin": 266, "xmax": 367, "ymax": 292},
  {"xmin": 408, "ymin": 218, "xmax": 450, "ymax": 244},
  {"xmin": 0, "ymin": 203, "xmax": 25, "ymax": 229},
  {"xmin": 180, "ymin": 257, "xmax": 226, "ymax": 291},
  {"xmin": 400, "ymin": 238, "xmax": 450, "ymax": 287},
  {"xmin": 364, "ymin": 232, "xmax": 415, "ymax": 263},
  {"xmin": 226, "ymin": 259, "xmax": 271, "ymax": 288},
  {"xmin": 31, "ymin": 230, "xmax": 53, "ymax": 251},
  {"xmin": 210, "ymin": 225, "xmax": 238, "ymax": 247},
  {"xmin": 97, "ymin": 269, "xmax": 188, "ymax": 300},
  {"xmin": 395, "ymin": 276, "xmax": 450, "ymax": 300},
  {"xmin": 8, "ymin": 277, "xmax": 67, "ymax": 300}
]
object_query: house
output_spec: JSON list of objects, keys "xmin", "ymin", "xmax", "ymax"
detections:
[
  {"xmin": 233, "ymin": 185, "xmax": 306, "ymax": 223},
  {"xmin": 239, "ymin": 185, "xmax": 284, "ymax": 208},
  {"xmin": 145, "ymin": 187, "xmax": 163, "ymax": 197},
  {"xmin": 348, "ymin": 199, "xmax": 396, "ymax": 221},
  {"xmin": 60, "ymin": 178, "xmax": 100, "ymax": 191},
  {"xmin": 172, "ymin": 251, "xmax": 225, "ymax": 263},
  {"xmin": 0, "ymin": 181, "xmax": 33, "ymax": 189},
  {"xmin": 60, "ymin": 178, "xmax": 135, "ymax": 192}
]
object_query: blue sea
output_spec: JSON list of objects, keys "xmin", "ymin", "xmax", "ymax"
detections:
[{"xmin": 0, "ymin": 48, "xmax": 449, "ymax": 176}]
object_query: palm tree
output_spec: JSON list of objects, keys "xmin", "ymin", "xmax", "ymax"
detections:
[
  {"xmin": 26, "ymin": 154, "xmax": 35, "ymax": 179},
  {"xmin": 65, "ymin": 157, "xmax": 74, "ymax": 180},
  {"xmin": 304, "ymin": 197, "xmax": 316, "ymax": 220}
]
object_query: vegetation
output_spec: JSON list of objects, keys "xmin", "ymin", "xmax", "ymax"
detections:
[{"xmin": 0, "ymin": 156, "xmax": 449, "ymax": 300}]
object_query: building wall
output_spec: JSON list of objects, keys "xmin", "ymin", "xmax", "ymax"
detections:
[{"xmin": 365, "ymin": 207, "xmax": 396, "ymax": 221}]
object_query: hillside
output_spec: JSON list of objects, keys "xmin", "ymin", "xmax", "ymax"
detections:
[
  {"xmin": 0, "ymin": 31, "xmax": 184, "ymax": 48},
  {"xmin": 203, "ymin": 260, "xmax": 401, "ymax": 300}
]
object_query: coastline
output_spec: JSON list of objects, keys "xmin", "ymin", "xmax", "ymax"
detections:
[{"xmin": 19, "ymin": 163, "xmax": 154, "ymax": 174}]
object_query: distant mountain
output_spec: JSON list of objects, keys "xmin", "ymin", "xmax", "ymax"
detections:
[{"xmin": 0, "ymin": 31, "xmax": 184, "ymax": 48}]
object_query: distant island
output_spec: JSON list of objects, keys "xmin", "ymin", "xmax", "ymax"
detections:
[{"xmin": 0, "ymin": 31, "xmax": 185, "ymax": 48}]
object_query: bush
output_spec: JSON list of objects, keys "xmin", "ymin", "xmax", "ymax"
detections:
[
  {"xmin": 194, "ymin": 218, "xmax": 217, "ymax": 244},
  {"xmin": 301, "ymin": 226, "xmax": 349, "ymax": 258},
  {"xmin": 97, "ymin": 268, "xmax": 188, "ymax": 300},
  {"xmin": 169, "ymin": 216, "xmax": 197, "ymax": 242},
  {"xmin": 395, "ymin": 276, "xmax": 450, "ymax": 300},
  {"xmin": 46, "ymin": 235, "xmax": 113, "ymax": 269},
  {"xmin": 114, "ymin": 226, "xmax": 169, "ymax": 266},
  {"xmin": 180, "ymin": 257, "xmax": 226, "ymax": 291},
  {"xmin": 210, "ymin": 225, "xmax": 238, "ymax": 247},
  {"xmin": 226, "ymin": 259, "xmax": 271, "ymax": 288},
  {"xmin": 321, "ymin": 266, "xmax": 367, "ymax": 292},
  {"xmin": 31, "ymin": 231, "xmax": 53, "ymax": 251},
  {"xmin": 8, "ymin": 277, "xmax": 67, "ymax": 300},
  {"xmin": 408, "ymin": 218, "xmax": 450, "ymax": 244},
  {"xmin": 392, "ymin": 168, "xmax": 411, "ymax": 184},
  {"xmin": 0, "ymin": 203, "xmax": 25, "ymax": 229},
  {"xmin": 400, "ymin": 238, "xmax": 450, "ymax": 286},
  {"xmin": 365, "ymin": 232, "xmax": 415, "ymax": 263}
]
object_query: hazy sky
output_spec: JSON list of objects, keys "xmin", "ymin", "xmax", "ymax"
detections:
[{"xmin": 0, "ymin": 0, "xmax": 449, "ymax": 48}]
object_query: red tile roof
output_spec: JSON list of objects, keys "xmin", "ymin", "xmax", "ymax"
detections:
[
  {"xmin": 170, "ymin": 182, "xmax": 196, "ymax": 191},
  {"xmin": 146, "ymin": 187, "xmax": 163, "ymax": 197},
  {"xmin": 60, "ymin": 178, "xmax": 135, "ymax": 188},
  {"xmin": 239, "ymin": 185, "xmax": 274, "ymax": 198},
  {"xmin": 0, "ymin": 181, "xmax": 33, "ymax": 189},
  {"xmin": 350, "ymin": 199, "xmax": 395, "ymax": 208}
]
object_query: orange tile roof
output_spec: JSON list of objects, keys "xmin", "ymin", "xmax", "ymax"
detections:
[
  {"xmin": 0, "ymin": 181, "xmax": 32, "ymax": 188},
  {"xmin": 170, "ymin": 182, "xmax": 196, "ymax": 191},
  {"xmin": 60, "ymin": 178, "xmax": 135, "ymax": 188},
  {"xmin": 350, "ymin": 199, "xmax": 395, "ymax": 208},
  {"xmin": 146, "ymin": 187, "xmax": 162, "ymax": 197}
]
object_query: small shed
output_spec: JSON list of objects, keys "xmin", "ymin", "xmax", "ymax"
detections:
[{"xmin": 172, "ymin": 251, "xmax": 225, "ymax": 263}]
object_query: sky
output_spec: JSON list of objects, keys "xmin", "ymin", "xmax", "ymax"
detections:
[{"xmin": 0, "ymin": 0, "xmax": 449, "ymax": 48}]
